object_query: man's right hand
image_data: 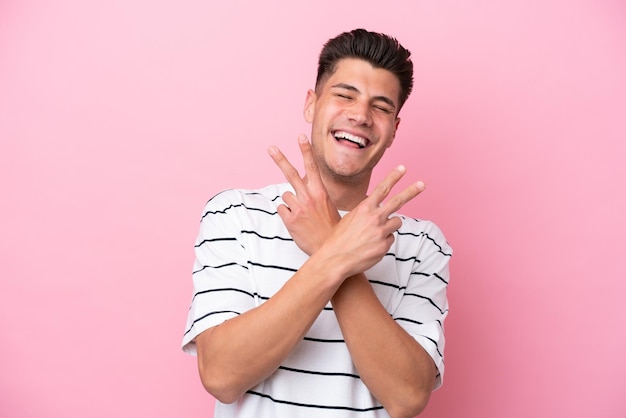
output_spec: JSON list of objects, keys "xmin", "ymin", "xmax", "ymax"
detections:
[
  {"xmin": 269, "ymin": 134, "xmax": 425, "ymax": 279},
  {"xmin": 320, "ymin": 164, "xmax": 425, "ymax": 278}
]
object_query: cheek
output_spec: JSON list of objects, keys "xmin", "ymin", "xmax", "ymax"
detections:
[
  {"xmin": 377, "ymin": 124, "xmax": 396, "ymax": 148},
  {"xmin": 386, "ymin": 131, "xmax": 396, "ymax": 148}
]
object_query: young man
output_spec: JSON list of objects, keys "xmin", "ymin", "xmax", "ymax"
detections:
[{"xmin": 182, "ymin": 29, "xmax": 452, "ymax": 418}]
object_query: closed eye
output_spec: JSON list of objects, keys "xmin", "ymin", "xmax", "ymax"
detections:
[{"xmin": 373, "ymin": 105, "xmax": 392, "ymax": 114}]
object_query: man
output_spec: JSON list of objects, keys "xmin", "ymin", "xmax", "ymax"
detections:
[{"xmin": 182, "ymin": 29, "xmax": 452, "ymax": 418}]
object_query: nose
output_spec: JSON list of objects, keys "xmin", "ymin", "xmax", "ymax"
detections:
[{"xmin": 348, "ymin": 101, "xmax": 372, "ymax": 126}]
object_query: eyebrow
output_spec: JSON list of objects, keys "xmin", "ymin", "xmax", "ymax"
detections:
[{"xmin": 330, "ymin": 83, "xmax": 397, "ymax": 110}]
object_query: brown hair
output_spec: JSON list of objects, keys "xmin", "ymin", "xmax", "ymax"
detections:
[{"xmin": 316, "ymin": 29, "xmax": 414, "ymax": 112}]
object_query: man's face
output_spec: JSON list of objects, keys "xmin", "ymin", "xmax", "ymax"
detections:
[{"xmin": 304, "ymin": 58, "xmax": 402, "ymax": 184}]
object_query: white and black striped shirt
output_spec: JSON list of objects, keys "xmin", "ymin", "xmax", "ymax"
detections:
[{"xmin": 182, "ymin": 183, "xmax": 452, "ymax": 417}]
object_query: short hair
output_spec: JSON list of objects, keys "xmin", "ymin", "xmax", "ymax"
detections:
[{"xmin": 316, "ymin": 28, "xmax": 414, "ymax": 112}]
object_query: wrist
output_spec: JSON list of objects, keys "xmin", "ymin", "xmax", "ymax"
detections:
[{"xmin": 306, "ymin": 246, "xmax": 351, "ymax": 289}]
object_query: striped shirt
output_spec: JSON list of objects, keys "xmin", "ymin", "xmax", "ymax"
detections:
[{"xmin": 182, "ymin": 183, "xmax": 452, "ymax": 417}]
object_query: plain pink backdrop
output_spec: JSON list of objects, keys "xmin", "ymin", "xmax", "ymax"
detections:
[{"xmin": 1, "ymin": 1, "xmax": 625, "ymax": 417}]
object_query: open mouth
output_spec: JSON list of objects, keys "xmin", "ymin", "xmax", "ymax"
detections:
[{"xmin": 333, "ymin": 131, "xmax": 367, "ymax": 149}]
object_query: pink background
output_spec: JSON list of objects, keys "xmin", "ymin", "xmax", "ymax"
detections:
[{"xmin": 1, "ymin": 0, "xmax": 625, "ymax": 417}]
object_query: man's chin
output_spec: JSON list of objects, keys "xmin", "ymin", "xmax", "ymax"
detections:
[{"xmin": 325, "ymin": 166, "xmax": 371, "ymax": 184}]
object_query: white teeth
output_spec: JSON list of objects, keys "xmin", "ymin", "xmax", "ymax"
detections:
[{"xmin": 333, "ymin": 131, "xmax": 366, "ymax": 148}]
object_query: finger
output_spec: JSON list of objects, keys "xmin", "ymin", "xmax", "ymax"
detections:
[
  {"xmin": 276, "ymin": 203, "xmax": 292, "ymax": 222},
  {"xmin": 297, "ymin": 134, "xmax": 323, "ymax": 188},
  {"xmin": 368, "ymin": 165, "xmax": 407, "ymax": 206},
  {"xmin": 385, "ymin": 219, "xmax": 401, "ymax": 238},
  {"xmin": 381, "ymin": 181, "xmax": 426, "ymax": 217},
  {"xmin": 281, "ymin": 191, "xmax": 298, "ymax": 209},
  {"xmin": 268, "ymin": 145, "xmax": 306, "ymax": 192}
]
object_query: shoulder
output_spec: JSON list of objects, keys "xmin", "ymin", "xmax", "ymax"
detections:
[
  {"xmin": 396, "ymin": 215, "xmax": 453, "ymax": 257},
  {"xmin": 201, "ymin": 183, "xmax": 292, "ymax": 215}
]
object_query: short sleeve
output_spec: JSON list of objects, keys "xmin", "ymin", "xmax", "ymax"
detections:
[
  {"xmin": 181, "ymin": 190, "xmax": 257, "ymax": 355},
  {"xmin": 392, "ymin": 220, "xmax": 452, "ymax": 390}
]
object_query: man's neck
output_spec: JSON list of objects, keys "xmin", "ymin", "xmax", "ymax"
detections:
[{"xmin": 319, "ymin": 174, "xmax": 370, "ymax": 212}]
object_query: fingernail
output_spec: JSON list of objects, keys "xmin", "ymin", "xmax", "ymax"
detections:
[
  {"xmin": 268, "ymin": 146, "xmax": 278, "ymax": 155},
  {"xmin": 397, "ymin": 165, "xmax": 406, "ymax": 173},
  {"xmin": 298, "ymin": 134, "xmax": 309, "ymax": 144},
  {"xmin": 416, "ymin": 181, "xmax": 426, "ymax": 190}
]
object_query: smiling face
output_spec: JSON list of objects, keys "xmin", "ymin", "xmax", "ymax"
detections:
[{"xmin": 304, "ymin": 58, "xmax": 402, "ymax": 187}]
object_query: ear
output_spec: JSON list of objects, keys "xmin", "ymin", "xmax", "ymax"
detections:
[
  {"xmin": 387, "ymin": 117, "xmax": 401, "ymax": 148},
  {"xmin": 303, "ymin": 89, "xmax": 316, "ymax": 123}
]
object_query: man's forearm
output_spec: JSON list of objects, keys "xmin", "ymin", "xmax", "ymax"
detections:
[
  {"xmin": 331, "ymin": 273, "xmax": 436, "ymax": 418},
  {"xmin": 195, "ymin": 253, "xmax": 344, "ymax": 403}
]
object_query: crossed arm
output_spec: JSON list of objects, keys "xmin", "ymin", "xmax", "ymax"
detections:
[{"xmin": 195, "ymin": 135, "xmax": 436, "ymax": 417}]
